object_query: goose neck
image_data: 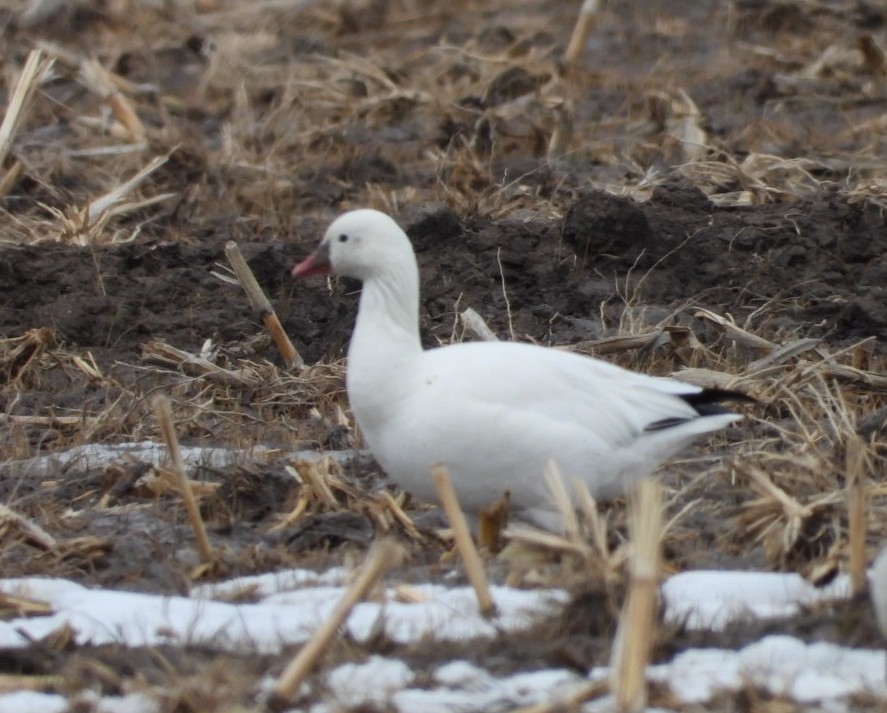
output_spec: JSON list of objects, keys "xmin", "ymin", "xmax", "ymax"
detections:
[{"xmin": 351, "ymin": 268, "xmax": 422, "ymax": 365}]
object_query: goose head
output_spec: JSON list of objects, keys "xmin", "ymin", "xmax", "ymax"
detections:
[{"xmin": 292, "ymin": 209, "xmax": 414, "ymax": 282}]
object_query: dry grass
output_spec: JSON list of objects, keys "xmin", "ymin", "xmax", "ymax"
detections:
[
  {"xmin": 2, "ymin": 199, "xmax": 884, "ymax": 711},
  {"xmin": 0, "ymin": 0, "xmax": 884, "ymax": 247},
  {"xmin": 1, "ymin": 1, "xmax": 886, "ymax": 710},
  {"xmin": 0, "ymin": 331, "xmax": 348, "ymax": 459}
]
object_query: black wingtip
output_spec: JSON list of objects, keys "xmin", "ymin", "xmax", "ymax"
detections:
[
  {"xmin": 679, "ymin": 388, "xmax": 755, "ymax": 416},
  {"xmin": 645, "ymin": 388, "xmax": 754, "ymax": 433}
]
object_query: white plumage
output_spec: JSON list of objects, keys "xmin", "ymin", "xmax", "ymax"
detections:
[{"xmin": 293, "ymin": 209, "xmax": 742, "ymax": 524}]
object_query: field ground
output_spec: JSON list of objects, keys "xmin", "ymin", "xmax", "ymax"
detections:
[{"xmin": 1, "ymin": 0, "xmax": 886, "ymax": 710}]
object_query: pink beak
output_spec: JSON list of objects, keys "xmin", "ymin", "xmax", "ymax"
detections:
[{"xmin": 291, "ymin": 243, "xmax": 331, "ymax": 277}]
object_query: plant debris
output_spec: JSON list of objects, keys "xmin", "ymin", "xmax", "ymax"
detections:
[{"xmin": 1, "ymin": 0, "xmax": 886, "ymax": 710}]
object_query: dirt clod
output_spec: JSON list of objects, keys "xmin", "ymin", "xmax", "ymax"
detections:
[{"xmin": 1, "ymin": 1, "xmax": 886, "ymax": 709}]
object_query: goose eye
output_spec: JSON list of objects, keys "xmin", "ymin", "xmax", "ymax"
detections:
[{"xmin": 338, "ymin": 234, "xmax": 349, "ymax": 243}]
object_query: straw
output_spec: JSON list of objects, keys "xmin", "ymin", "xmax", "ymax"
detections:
[
  {"xmin": 564, "ymin": 0, "xmax": 601, "ymax": 67},
  {"xmin": 0, "ymin": 50, "xmax": 54, "ymax": 177},
  {"xmin": 153, "ymin": 395, "xmax": 214, "ymax": 565},
  {"xmin": 225, "ymin": 241, "xmax": 304, "ymax": 369},
  {"xmin": 845, "ymin": 435, "xmax": 867, "ymax": 596},
  {"xmin": 432, "ymin": 464, "xmax": 497, "ymax": 617},
  {"xmin": 272, "ymin": 539, "xmax": 402, "ymax": 703},
  {"xmin": 610, "ymin": 480, "xmax": 663, "ymax": 712}
]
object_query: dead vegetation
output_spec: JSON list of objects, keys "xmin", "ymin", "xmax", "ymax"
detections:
[
  {"xmin": 2, "ymin": 0, "xmax": 886, "ymax": 244},
  {"xmin": 1, "ymin": 0, "xmax": 887, "ymax": 710}
]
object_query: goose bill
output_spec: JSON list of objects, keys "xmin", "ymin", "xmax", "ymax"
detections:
[{"xmin": 292, "ymin": 243, "xmax": 332, "ymax": 277}]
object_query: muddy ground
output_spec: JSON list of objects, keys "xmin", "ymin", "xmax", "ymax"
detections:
[{"xmin": 0, "ymin": 0, "xmax": 886, "ymax": 709}]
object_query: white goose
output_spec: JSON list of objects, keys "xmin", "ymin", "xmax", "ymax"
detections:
[{"xmin": 293, "ymin": 209, "xmax": 745, "ymax": 524}]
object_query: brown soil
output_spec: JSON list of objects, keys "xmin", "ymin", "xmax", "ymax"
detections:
[{"xmin": 1, "ymin": 0, "xmax": 886, "ymax": 709}]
